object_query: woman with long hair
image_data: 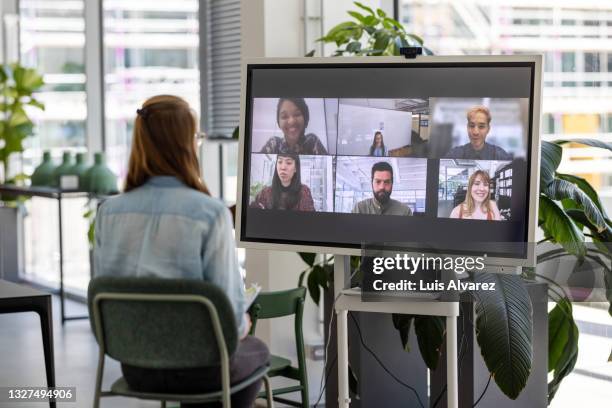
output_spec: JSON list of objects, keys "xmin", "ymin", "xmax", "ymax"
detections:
[
  {"xmin": 369, "ymin": 131, "xmax": 387, "ymax": 157},
  {"xmin": 94, "ymin": 95, "xmax": 269, "ymax": 407},
  {"xmin": 250, "ymin": 153, "xmax": 315, "ymax": 211},
  {"xmin": 450, "ymin": 170, "xmax": 501, "ymax": 220},
  {"xmin": 260, "ymin": 97, "xmax": 328, "ymax": 154}
]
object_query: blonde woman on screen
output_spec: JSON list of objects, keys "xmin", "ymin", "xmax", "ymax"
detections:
[{"xmin": 450, "ymin": 170, "xmax": 501, "ymax": 221}]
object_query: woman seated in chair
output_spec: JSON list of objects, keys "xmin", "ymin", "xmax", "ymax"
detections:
[{"xmin": 94, "ymin": 94, "xmax": 269, "ymax": 407}]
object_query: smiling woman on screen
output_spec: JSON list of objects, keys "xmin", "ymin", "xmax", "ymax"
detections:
[
  {"xmin": 259, "ymin": 97, "xmax": 328, "ymax": 155},
  {"xmin": 449, "ymin": 170, "xmax": 501, "ymax": 221}
]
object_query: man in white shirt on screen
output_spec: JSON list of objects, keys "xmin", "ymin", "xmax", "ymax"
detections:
[{"xmin": 352, "ymin": 161, "xmax": 413, "ymax": 216}]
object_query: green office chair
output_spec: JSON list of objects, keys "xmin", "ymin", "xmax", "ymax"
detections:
[
  {"xmin": 88, "ymin": 276, "xmax": 273, "ymax": 408},
  {"xmin": 248, "ymin": 287, "xmax": 308, "ymax": 407}
]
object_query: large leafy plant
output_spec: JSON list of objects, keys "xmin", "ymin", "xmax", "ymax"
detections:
[
  {"xmin": 297, "ymin": 2, "xmax": 612, "ymax": 404},
  {"xmin": 0, "ymin": 62, "xmax": 44, "ymax": 184}
]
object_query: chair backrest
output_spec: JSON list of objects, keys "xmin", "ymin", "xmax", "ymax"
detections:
[
  {"xmin": 249, "ymin": 287, "xmax": 306, "ymax": 320},
  {"xmin": 87, "ymin": 276, "xmax": 238, "ymax": 369}
]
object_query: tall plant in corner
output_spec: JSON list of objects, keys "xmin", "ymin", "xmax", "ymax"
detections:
[
  {"xmin": 537, "ymin": 138, "xmax": 612, "ymax": 402},
  {"xmin": 298, "ymin": 2, "xmax": 612, "ymax": 404},
  {"xmin": 0, "ymin": 62, "xmax": 45, "ymax": 185}
]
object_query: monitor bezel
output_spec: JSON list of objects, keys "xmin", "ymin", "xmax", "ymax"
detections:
[{"xmin": 235, "ymin": 55, "xmax": 542, "ymax": 268}]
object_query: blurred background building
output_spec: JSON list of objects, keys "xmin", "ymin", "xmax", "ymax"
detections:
[{"xmin": 399, "ymin": 0, "xmax": 612, "ymax": 211}]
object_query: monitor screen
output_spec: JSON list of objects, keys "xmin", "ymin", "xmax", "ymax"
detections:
[{"xmin": 237, "ymin": 57, "xmax": 541, "ymax": 265}]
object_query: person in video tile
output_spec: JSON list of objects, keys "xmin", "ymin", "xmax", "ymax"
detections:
[
  {"xmin": 369, "ymin": 131, "xmax": 388, "ymax": 157},
  {"xmin": 352, "ymin": 161, "xmax": 412, "ymax": 216},
  {"xmin": 445, "ymin": 106, "xmax": 512, "ymax": 160},
  {"xmin": 450, "ymin": 170, "xmax": 501, "ymax": 220},
  {"xmin": 250, "ymin": 153, "xmax": 315, "ymax": 211},
  {"xmin": 259, "ymin": 98, "xmax": 328, "ymax": 155}
]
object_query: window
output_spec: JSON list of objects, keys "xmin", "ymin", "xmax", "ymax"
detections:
[
  {"xmin": 397, "ymin": 0, "xmax": 611, "ymax": 218},
  {"xmin": 542, "ymin": 114, "xmax": 555, "ymax": 134},
  {"xmin": 544, "ymin": 52, "xmax": 555, "ymax": 72},
  {"xmin": 562, "ymin": 52, "xmax": 576, "ymax": 72},
  {"xmin": 19, "ymin": 0, "xmax": 90, "ymax": 292},
  {"xmin": 584, "ymin": 52, "xmax": 600, "ymax": 72},
  {"xmin": 102, "ymin": 0, "xmax": 200, "ymax": 180}
]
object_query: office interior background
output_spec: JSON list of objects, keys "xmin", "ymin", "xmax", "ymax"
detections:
[{"xmin": 0, "ymin": 0, "xmax": 611, "ymax": 406}]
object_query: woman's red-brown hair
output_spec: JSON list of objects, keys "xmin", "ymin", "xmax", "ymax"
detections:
[{"xmin": 125, "ymin": 95, "xmax": 209, "ymax": 194}]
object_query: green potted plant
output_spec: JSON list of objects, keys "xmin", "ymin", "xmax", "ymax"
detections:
[
  {"xmin": 297, "ymin": 2, "xmax": 612, "ymax": 405},
  {"xmin": 0, "ymin": 62, "xmax": 45, "ymax": 187},
  {"xmin": 0, "ymin": 62, "xmax": 45, "ymax": 281}
]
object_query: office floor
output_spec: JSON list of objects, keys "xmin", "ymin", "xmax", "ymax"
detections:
[
  {"xmin": 0, "ymin": 295, "xmax": 281, "ymax": 408},
  {"xmin": 1, "ymin": 293, "xmax": 610, "ymax": 408}
]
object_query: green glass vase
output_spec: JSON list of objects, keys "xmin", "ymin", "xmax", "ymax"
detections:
[
  {"xmin": 68, "ymin": 153, "xmax": 89, "ymax": 189},
  {"xmin": 31, "ymin": 151, "xmax": 57, "ymax": 187},
  {"xmin": 52, "ymin": 152, "xmax": 74, "ymax": 187},
  {"xmin": 84, "ymin": 152, "xmax": 118, "ymax": 194}
]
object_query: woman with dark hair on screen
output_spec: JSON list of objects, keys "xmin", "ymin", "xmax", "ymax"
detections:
[
  {"xmin": 369, "ymin": 131, "xmax": 387, "ymax": 157},
  {"xmin": 93, "ymin": 95, "xmax": 269, "ymax": 407},
  {"xmin": 260, "ymin": 97, "xmax": 328, "ymax": 155},
  {"xmin": 251, "ymin": 153, "xmax": 315, "ymax": 211},
  {"xmin": 450, "ymin": 170, "xmax": 501, "ymax": 221}
]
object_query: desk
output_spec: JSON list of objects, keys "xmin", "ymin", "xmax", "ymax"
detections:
[
  {"xmin": 0, "ymin": 185, "xmax": 112, "ymax": 323},
  {"xmin": 334, "ymin": 258, "xmax": 460, "ymax": 408},
  {"xmin": 0, "ymin": 279, "xmax": 55, "ymax": 408}
]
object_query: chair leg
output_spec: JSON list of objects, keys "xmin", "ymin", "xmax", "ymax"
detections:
[
  {"xmin": 160, "ymin": 401, "xmax": 166, "ymax": 408},
  {"xmin": 93, "ymin": 351, "xmax": 105, "ymax": 408},
  {"xmin": 300, "ymin": 383, "xmax": 309, "ymax": 408},
  {"xmin": 263, "ymin": 375, "xmax": 274, "ymax": 408}
]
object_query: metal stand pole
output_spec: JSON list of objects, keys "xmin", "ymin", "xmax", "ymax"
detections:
[
  {"xmin": 446, "ymin": 315, "xmax": 458, "ymax": 408},
  {"xmin": 58, "ymin": 194, "xmax": 65, "ymax": 324}
]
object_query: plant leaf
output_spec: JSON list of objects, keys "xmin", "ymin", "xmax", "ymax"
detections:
[
  {"xmin": 299, "ymin": 252, "xmax": 316, "ymax": 267},
  {"xmin": 547, "ymin": 299, "xmax": 578, "ymax": 403},
  {"xmin": 540, "ymin": 141, "xmax": 562, "ymax": 189},
  {"xmin": 353, "ymin": 1, "xmax": 375, "ymax": 16},
  {"xmin": 553, "ymin": 138, "xmax": 612, "ymax": 152},
  {"xmin": 391, "ymin": 313, "xmax": 414, "ymax": 352},
  {"xmin": 545, "ymin": 178, "xmax": 607, "ymax": 233},
  {"xmin": 539, "ymin": 195, "xmax": 586, "ymax": 260},
  {"xmin": 346, "ymin": 41, "xmax": 362, "ymax": 53},
  {"xmin": 376, "ymin": 8, "xmax": 387, "ymax": 18},
  {"xmin": 307, "ymin": 266, "xmax": 321, "ymax": 306},
  {"xmin": 363, "ymin": 15, "xmax": 379, "ymax": 27},
  {"xmin": 414, "ymin": 316, "xmax": 445, "ymax": 370},
  {"xmin": 347, "ymin": 11, "xmax": 366, "ymax": 24},
  {"xmin": 27, "ymin": 97, "xmax": 45, "ymax": 111},
  {"xmin": 372, "ymin": 30, "xmax": 391, "ymax": 56},
  {"xmin": 548, "ymin": 298, "xmax": 572, "ymax": 372},
  {"xmin": 407, "ymin": 33, "xmax": 424, "ymax": 45},
  {"xmin": 473, "ymin": 273, "xmax": 533, "ymax": 399},
  {"xmin": 557, "ymin": 173, "xmax": 608, "ymax": 218},
  {"xmin": 348, "ymin": 364, "xmax": 360, "ymax": 400},
  {"xmin": 297, "ymin": 270, "xmax": 306, "ymax": 287},
  {"xmin": 385, "ymin": 17, "xmax": 405, "ymax": 32},
  {"xmin": 566, "ymin": 209, "xmax": 612, "ymax": 245},
  {"xmin": 605, "ymin": 263, "xmax": 612, "ymax": 317}
]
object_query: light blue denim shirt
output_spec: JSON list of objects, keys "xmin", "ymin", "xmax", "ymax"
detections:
[{"xmin": 94, "ymin": 176, "xmax": 246, "ymax": 333}]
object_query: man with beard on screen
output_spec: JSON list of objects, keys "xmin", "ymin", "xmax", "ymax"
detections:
[{"xmin": 352, "ymin": 161, "xmax": 412, "ymax": 216}]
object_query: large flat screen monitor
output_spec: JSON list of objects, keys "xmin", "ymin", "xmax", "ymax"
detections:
[{"xmin": 236, "ymin": 56, "xmax": 542, "ymax": 267}]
